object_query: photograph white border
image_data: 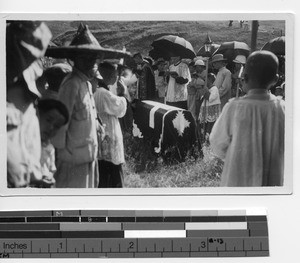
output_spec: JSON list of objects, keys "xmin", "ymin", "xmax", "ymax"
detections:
[
  {"xmin": 0, "ymin": 12, "xmax": 293, "ymax": 196},
  {"xmin": 0, "ymin": 1, "xmax": 299, "ymax": 263}
]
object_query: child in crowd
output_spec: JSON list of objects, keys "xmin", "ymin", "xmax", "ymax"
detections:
[
  {"xmin": 210, "ymin": 51, "xmax": 285, "ymax": 187},
  {"xmin": 94, "ymin": 62, "xmax": 127, "ymax": 188},
  {"xmin": 37, "ymin": 99, "xmax": 69, "ymax": 187},
  {"xmin": 198, "ymin": 73, "xmax": 221, "ymax": 137}
]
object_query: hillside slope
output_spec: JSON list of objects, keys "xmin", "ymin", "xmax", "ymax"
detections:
[{"xmin": 46, "ymin": 20, "xmax": 285, "ymax": 56}]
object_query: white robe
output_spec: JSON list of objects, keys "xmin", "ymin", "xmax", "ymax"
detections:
[
  {"xmin": 94, "ymin": 88, "xmax": 127, "ymax": 165},
  {"xmin": 210, "ymin": 89, "xmax": 285, "ymax": 187}
]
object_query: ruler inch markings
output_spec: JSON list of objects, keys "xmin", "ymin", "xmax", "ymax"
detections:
[
  {"xmin": 0, "ymin": 210, "xmax": 269, "ymax": 258},
  {"xmin": 0, "ymin": 237, "xmax": 269, "ymax": 258}
]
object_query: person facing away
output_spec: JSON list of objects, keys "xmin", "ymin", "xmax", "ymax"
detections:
[
  {"xmin": 209, "ymin": 51, "xmax": 284, "ymax": 187},
  {"xmin": 133, "ymin": 53, "xmax": 156, "ymax": 100},
  {"xmin": 94, "ymin": 62, "xmax": 127, "ymax": 188},
  {"xmin": 165, "ymin": 55, "xmax": 191, "ymax": 110},
  {"xmin": 51, "ymin": 53, "xmax": 99, "ymax": 188},
  {"xmin": 198, "ymin": 73, "xmax": 221, "ymax": 137},
  {"xmin": 211, "ymin": 54, "xmax": 232, "ymax": 110},
  {"xmin": 37, "ymin": 98, "xmax": 69, "ymax": 188}
]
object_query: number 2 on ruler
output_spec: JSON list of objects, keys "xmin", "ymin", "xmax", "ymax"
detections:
[{"xmin": 128, "ymin": 242, "xmax": 134, "ymax": 250}]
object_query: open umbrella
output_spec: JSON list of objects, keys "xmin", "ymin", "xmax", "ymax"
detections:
[
  {"xmin": 149, "ymin": 48, "xmax": 171, "ymax": 61},
  {"xmin": 212, "ymin": 41, "xmax": 250, "ymax": 62},
  {"xmin": 151, "ymin": 35, "xmax": 196, "ymax": 59},
  {"xmin": 261, "ymin": 36, "xmax": 285, "ymax": 56},
  {"xmin": 197, "ymin": 43, "xmax": 220, "ymax": 57},
  {"xmin": 45, "ymin": 24, "xmax": 131, "ymax": 60}
]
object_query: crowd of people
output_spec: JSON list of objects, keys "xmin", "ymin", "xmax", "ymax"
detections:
[{"xmin": 7, "ymin": 21, "xmax": 285, "ymax": 189}]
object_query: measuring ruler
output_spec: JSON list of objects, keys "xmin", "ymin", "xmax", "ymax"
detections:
[{"xmin": 0, "ymin": 209, "xmax": 269, "ymax": 258}]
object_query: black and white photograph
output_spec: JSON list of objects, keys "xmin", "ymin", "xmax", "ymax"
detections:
[{"xmin": 2, "ymin": 13, "xmax": 293, "ymax": 195}]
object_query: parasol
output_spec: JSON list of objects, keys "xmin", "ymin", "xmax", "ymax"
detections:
[
  {"xmin": 212, "ymin": 41, "xmax": 250, "ymax": 62},
  {"xmin": 261, "ymin": 36, "xmax": 285, "ymax": 56},
  {"xmin": 151, "ymin": 35, "xmax": 196, "ymax": 59},
  {"xmin": 149, "ymin": 48, "xmax": 171, "ymax": 61}
]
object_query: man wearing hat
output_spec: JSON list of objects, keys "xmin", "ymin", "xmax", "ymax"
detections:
[
  {"xmin": 6, "ymin": 21, "xmax": 52, "ymax": 188},
  {"xmin": 232, "ymin": 55, "xmax": 246, "ymax": 97},
  {"xmin": 187, "ymin": 59, "xmax": 206, "ymax": 119},
  {"xmin": 211, "ymin": 54, "xmax": 232, "ymax": 109},
  {"xmin": 51, "ymin": 24, "xmax": 101, "ymax": 188}
]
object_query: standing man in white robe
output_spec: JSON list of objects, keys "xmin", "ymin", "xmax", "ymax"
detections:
[{"xmin": 210, "ymin": 51, "xmax": 284, "ymax": 187}]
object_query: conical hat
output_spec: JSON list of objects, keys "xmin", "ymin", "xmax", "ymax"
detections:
[{"xmin": 45, "ymin": 24, "xmax": 131, "ymax": 60}]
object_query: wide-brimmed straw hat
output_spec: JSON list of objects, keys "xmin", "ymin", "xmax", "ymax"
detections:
[
  {"xmin": 6, "ymin": 21, "xmax": 52, "ymax": 97},
  {"xmin": 211, "ymin": 54, "xmax": 227, "ymax": 64},
  {"xmin": 233, "ymin": 55, "xmax": 246, "ymax": 64},
  {"xmin": 45, "ymin": 24, "xmax": 131, "ymax": 60}
]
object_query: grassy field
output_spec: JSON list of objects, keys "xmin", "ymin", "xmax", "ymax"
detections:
[
  {"xmin": 123, "ymin": 144, "xmax": 223, "ymax": 188},
  {"xmin": 121, "ymin": 133, "xmax": 223, "ymax": 188},
  {"xmin": 44, "ymin": 20, "xmax": 284, "ymax": 188}
]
